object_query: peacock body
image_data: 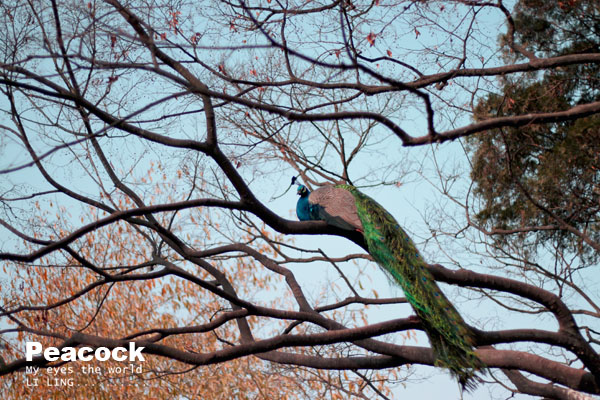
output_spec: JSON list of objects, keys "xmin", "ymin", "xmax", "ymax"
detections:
[{"xmin": 296, "ymin": 183, "xmax": 484, "ymax": 389}]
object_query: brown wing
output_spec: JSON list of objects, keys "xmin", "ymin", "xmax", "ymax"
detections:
[{"xmin": 308, "ymin": 186, "xmax": 362, "ymax": 231}]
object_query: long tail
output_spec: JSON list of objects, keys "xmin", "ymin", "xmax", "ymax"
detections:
[{"xmin": 339, "ymin": 185, "xmax": 485, "ymax": 390}]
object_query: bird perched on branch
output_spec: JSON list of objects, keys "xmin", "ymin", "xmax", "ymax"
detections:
[{"xmin": 294, "ymin": 178, "xmax": 484, "ymax": 390}]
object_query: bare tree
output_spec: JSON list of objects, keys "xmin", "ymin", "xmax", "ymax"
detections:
[{"xmin": 0, "ymin": 1, "xmax": 598, "ymax": 399}]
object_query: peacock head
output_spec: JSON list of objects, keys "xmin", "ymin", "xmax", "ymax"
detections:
[{"xmin": 296, "ymin": 184, "xmax": 309, "ymax": 197}]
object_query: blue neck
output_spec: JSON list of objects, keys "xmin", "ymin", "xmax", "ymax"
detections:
[{"xmin": 296, "ymin": 195, "xmax": 312, "ymax": 221}]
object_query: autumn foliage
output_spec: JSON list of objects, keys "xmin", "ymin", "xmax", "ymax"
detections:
[{"xmin": 0, "ymin": 1, "xmax": 599, "ymax": 399}]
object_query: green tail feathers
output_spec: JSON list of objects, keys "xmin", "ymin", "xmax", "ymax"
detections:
[{"xmin": 337, "ymin": 185, "xmax": 485, "ymax": 390}]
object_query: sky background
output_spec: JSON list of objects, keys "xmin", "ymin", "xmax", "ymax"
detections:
[{"xmin": 2, "ymin": 1, "xmax": 598, "ymax": 398}]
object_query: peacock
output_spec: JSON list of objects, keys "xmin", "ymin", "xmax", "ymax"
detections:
[{"xmin": 295, "ymin": 179, "xmax": 484, "ymax": 390}]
